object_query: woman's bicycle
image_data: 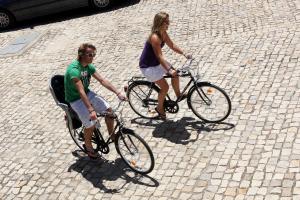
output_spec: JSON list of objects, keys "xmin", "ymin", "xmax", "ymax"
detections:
[
  {"xmin": 49, "ymin": 75, "xmax": 155, "ymax": 175},
  {"xmin": 126, "ymin": 58, "xmax": 232, "ymax": 123}
]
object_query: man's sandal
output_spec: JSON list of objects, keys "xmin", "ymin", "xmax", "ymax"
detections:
[
  {"xmin": 83, "ymin": 144, "xmax": 100, "ymax": 159},
  {"xmin": 155, "ymin": 107, "xmax": 167, "ymax": 120}
]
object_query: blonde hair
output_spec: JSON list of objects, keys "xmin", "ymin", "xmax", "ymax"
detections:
[
  {"xmin": 77, "ymin": 43, "xmax": 96, "ymax": 60},
  {"xmin": 149, "ymin": 12, "xmax": 169, "ymax": 41}
]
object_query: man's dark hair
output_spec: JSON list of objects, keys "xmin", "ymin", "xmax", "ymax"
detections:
[{"xmin": 77, "ymin": 43, "xmax": 96, "ymax": 60}]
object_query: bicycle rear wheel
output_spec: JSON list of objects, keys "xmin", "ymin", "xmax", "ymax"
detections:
[
  {"xmin": 68, "ymin": 120, "xmax": 107, "ymax": 154},
  {"xmin": 188, "ymin": 83, "xmax": 231, "ymax": 123},
  {"xmin": 127, "ymin": 82, "xmax": 159, "ymax": 119},
  {"xmin": 68, "ymin": 125, "xmax": 85, "ymax": 152},
  {"xmin": 115, "ymin": 129, "xmax": 154, "ymax": 174}
]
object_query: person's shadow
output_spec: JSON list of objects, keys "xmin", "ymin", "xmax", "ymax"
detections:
[
  {"xmin": 68, "ymin": 150, "xmax": 159, "ymax": 193},
  {"xmin": 131, "ymin": 117, "xmax": 235, "ymax": 145}
]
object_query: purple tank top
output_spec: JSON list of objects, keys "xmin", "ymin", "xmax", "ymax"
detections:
[{"xmin": 139, "ymin": 41, "xmax": 165, "ymax": 68}]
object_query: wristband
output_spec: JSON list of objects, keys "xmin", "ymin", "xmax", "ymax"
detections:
[{"xmin": 89, "ymin": 109, "xmax": 95, "ymax": 113}]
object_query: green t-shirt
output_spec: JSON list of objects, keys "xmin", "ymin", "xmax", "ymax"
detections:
[{"xmin": 64, "ymin": 60, "xmax": 96, "ymax": 103}]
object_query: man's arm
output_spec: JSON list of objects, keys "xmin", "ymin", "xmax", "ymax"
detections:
[
  {"xmin": 73, "ymin": 78, "xmax": 96, "ymax": 119},
  {"xmin": 92, "ymin": 72, "xmax": 121, "ymax": 96}
]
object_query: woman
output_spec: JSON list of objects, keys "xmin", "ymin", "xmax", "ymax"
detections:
[{"xmin": 139, "ymin": 11, "xmax": 191, "ymax": 120}]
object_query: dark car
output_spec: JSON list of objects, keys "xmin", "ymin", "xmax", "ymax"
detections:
[{"xmin": 0, "ymin": 0, "xmax": 114, "ymax": 29}]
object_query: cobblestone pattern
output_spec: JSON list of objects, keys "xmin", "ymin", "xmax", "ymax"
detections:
[{"xmin": 0, "ymin": 0, "xmax": 299, "ymax": 199}]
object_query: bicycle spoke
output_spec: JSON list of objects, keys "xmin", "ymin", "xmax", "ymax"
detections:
[
  {"xmin": 136, "ymin": 85, "xmax": 151, "ymax": 97},
  {"xmin": 130, "ymin": 88, "xmax": 146, "ymax": 100},
  {"xmin": 123, "ymin": 135, "xmax": 139, "ymax": 153}
]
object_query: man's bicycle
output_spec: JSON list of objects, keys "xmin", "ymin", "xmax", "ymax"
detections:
[
  {"xmin": 126, "ymin": 59, "xmax": 232, "ymax": 123},
  {"xmin": 49, "ymin": 75, "xmax": 154, "ymax": 174}
]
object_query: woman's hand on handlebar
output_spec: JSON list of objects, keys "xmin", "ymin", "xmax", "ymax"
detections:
[
  {"xmin": 169, "ymin": 68, "xmax": 178, "ymax": 77},
  {"xmin": 184, "ymin": 53, "xmax": 192, "ymax": 59}
]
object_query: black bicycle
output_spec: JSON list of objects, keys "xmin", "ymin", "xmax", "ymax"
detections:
[
  {"xmin": 126, "ymin": 59, "xmax": 231, "ymax": 123},
  {"xmin": 50, "ymin": 75, "xmax": 155, "ymax": 175}
]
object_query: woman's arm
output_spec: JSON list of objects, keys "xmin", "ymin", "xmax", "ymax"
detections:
[{"xmin": 163, "ymin": 32, "xmax": 188, "ymax": 57}]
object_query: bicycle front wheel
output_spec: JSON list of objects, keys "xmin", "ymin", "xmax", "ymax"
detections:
[
  {"xmin": 115, "ymin": 129, "xmax": 154, "ymax": 174},
  {"xmin": 188, "ymin": 83, "xmax": 231, "ymax": 123},
  {"xmin": 127, "ymin": 81, "xmax": 159, "ymax": 119}
]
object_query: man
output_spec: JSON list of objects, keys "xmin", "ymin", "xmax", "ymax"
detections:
[{"xmin": 64, "ymin": 43, "xmax": 126, "ymax": 159}]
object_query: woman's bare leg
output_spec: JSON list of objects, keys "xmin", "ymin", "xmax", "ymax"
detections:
[
  {"xmin": 171, "ymin": 76, "xmax": 181, "ymax": 98},
  {"xmin": 154, "ymin": 78, "xmax": 169, "ymax": 115}
]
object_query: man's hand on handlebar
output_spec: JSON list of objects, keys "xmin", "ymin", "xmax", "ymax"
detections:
[
  {"xmin": 90, "ymin": 110, "xmax": 97, "ymax": 120},
  {"xmin": 117, "ymin": 93, "xmax": 128, "ymax": 101}
]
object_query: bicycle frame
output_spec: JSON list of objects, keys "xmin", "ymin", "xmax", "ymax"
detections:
[
  {"xmin": 94, "ymin": 100, "xmax": 130, "ymax": 146},
  {"xmin": 94, "ymin": 105, "xmax": 141, "ymax": 157}
]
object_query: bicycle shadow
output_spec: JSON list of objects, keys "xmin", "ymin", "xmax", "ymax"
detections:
[
  {"xmin": 131, "ymin": 117, "xmax": 235, "ymax": 145},
  {"xmin": 68, "ymin": 150, "xmax": 159, "ymax": 193}
]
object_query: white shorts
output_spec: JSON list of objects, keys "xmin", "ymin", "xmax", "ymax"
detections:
[
  {"xmin": 140, "ymin": 64, "xmax": 168, "ymax": 82},
  {"xmin": 70, "ymin": 91, "xmax": 110, "ymax": 128}
]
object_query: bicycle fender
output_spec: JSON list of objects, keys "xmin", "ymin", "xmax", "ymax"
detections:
[
  {"xmin": 120, "ymin": 127, "xmax": 135, "ymax": 134},
  {"xmin": 128, "ymin": 80, "xmax": 150, "ymax": 87},
  {"xmin": 196, "ymin": 81, "xmax": 212, "ymax": 87},
  {"xmin": 127, "ymin": 81, "xmax": 160, "ymax": 96},
  {"xmin": 128, "ymin": 80, "xmax": 158, "ymax": 88},
  {"xmin": 187, "ymin": 81, "xmax": 211, "ymax": 95}
]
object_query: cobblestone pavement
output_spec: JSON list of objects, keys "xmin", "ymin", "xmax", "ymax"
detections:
[{"xmin": 0, "ymin": 0, "xmax": 299, "ymax": 199}]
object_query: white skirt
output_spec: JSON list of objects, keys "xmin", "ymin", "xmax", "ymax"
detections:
[{"xmin": 140, "ymin": 64, "xmax": 168, "ymax": 82}]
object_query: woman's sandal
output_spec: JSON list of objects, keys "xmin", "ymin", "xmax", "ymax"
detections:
[
  {"xmin": 155, "ymin": 107, "xmax": 167, "ymax": 120},
  {"xmin": 83, "ymin": 144, "xmax": 100, "ymax": 159}
]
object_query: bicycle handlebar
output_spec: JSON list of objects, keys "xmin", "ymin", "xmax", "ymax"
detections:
[
  {"xmin": 181, "ymin": 58, "xmax": 195, "ymax": 70},
  {"xmin": 164, "ymin": 58, "xmax": 197, "ymax": 78},
  {"xmin": 96, "ymin": 100, "xmax": 126, "ymax": 118}
]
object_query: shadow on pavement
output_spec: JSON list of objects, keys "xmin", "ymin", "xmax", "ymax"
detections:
[
  {"xmin": 1, "ymin": 0, "xmax": 141, "ymax": 33},
  {"xmin": 131, "ymin": 117, "xmax": 235, "ymax": 144},
  {"xmin": 68, "ymin": 150, "xmax": 159, "ymax": 193}
]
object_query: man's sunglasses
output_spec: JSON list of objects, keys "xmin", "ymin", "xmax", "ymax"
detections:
[{"xmin": 85, "ymin": 52, "xmax": 96, "ymax": 58}]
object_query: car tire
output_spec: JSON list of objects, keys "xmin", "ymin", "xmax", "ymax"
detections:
[
  {"xmin": 0, "ymin": 9, "xmax": 14, "ymax": 30},
  {"xmin": 89, "ymin": 0, "xmax": 113, "ymax": 9}
]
